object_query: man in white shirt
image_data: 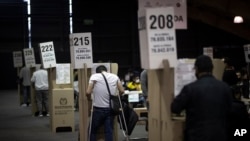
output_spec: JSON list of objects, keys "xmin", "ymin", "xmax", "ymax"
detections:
[
  {"xmin": 19, "ymin": 66, "xmax": 31, "ymax": 107},
  {"xmin": 86, "ymin": 65, "xmax": 124, "ymax": 141},
  {"xmin": 31, "ymin": 66, "xmax": 49, "ymax": 117}
]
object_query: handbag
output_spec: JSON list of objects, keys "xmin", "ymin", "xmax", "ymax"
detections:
[{"xmin": 101, "ymin": 73, "xmax": 121, "ymax": 115}]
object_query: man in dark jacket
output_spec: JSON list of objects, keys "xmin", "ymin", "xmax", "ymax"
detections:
[{"xmin": 171, "ymin": 55, "xmax": 233, "ymax": 141}]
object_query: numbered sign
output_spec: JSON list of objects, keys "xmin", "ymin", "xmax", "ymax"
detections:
[
  {"xmin": 138, "ymin": 7, "xmax": 177, "ymax": 69},
  {"xmin": 203, "ymin": 47, "xmax": 213, "ymax": 59},
  {"xmin": 70, "ymin": 32, "xmax": 93, "ymax": 69},
  {"xmin": 23, "ymin": 48, "xmax": 36, "ymax": 68},
  {"xmin": 39, "ymin": 41, "xmax": 57, "ymax": 69},
  {"xmin": 243, "ymin": 44, "xmax": 250, "ymax": 63},
  {"xmin": 138, "ymin": 0, "xmax": 187, "ymax": 29},
  {"xmin": 13, "ymin": 51, "xmax": 23, "ymax": 68}
]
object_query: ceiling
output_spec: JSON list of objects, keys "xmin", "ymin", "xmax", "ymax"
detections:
[{"xmin": 187, "ymin": 0, "xmax": 250, "ymax": 41}]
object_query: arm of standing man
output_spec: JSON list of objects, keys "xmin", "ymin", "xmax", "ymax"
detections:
[
  {"xmin": 86, "ymin": 81, "xmax": 95, "ymax": 101},
  {"xmin": 117, "ymin": 80, "xmax": 125, "ymax": 96}
]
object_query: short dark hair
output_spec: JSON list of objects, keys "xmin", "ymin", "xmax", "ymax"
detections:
[
  {"xmin": 96, "ymin": 65, "xmax": 107, "ymax": 73},
  {"xmin": 194, "ymin": 55, "xmax": 213, "ymax": 72}
]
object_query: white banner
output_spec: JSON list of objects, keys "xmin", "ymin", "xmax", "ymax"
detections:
[
  {"xmin": 56, "ymin": 64, "xmax": 71, "ymax": 84},
  {"xmin": 70, "ymin": 33, "xmax": 93, "ymax": 69},
  {"xmin": 139, "ymin": 7, "xmax": 177, "ymax": 69},
  {"xmin": 23, "ymin": 48, "xmax": 36, "ymax": 68},
  {"xmin": 175, "ymin": 59, "xmax": 196, "ymax": 96},
  {"xmin": 39, "ymin": 41, "xmax": 57, "ymax": 69},
  {"xmin": 13, "ymin": 51, "xmax": 23, "ymax": 68}
]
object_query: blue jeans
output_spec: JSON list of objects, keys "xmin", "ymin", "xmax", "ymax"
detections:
[{"xmin": 90, "ymin": 107, "xmax": 114, "ymax": 141}]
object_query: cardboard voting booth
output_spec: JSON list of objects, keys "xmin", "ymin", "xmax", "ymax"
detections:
[
  {"xmin": 69, "ymin": 32, "xmax": 94, "ymax": 141},
  {"xmin": 78, "ymin": 63, "xmax": 119, "ymax": 141},
  {"xmin": 48, "ymin": 64, "xmax": 75, "ymax": 132},
  {"xmin": 138, "ymin": 6, "xmax": 183, "ymax": 141},
  {"xmin": 39, "ymin": 41, "xmax": 75, "ymax": 132},
  {"xmin": 13, "ymin": 51, "xmax": 23, "ymax": 105}
]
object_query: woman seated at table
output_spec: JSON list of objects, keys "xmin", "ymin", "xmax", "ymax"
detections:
[
  {"xmin": 126, "ymin": 75, "xmax": 145, "ymax": 107},
  {"xmin": 126, "ymin": 75, "xmax": 141, "ymax": 91}
]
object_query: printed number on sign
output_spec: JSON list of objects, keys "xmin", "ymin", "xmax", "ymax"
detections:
[
  {"xmin": 25, "ymin": 50, "xmax": 32, "ymax": 56},
  {"xmin": 150, "ymin": 15, "xmax": 174, "ymax": 29},
  {"xmin": 41, "ymin": 45, "xmax": 53, "ymax": 52},
  {"xmin": 73, "ymin": 37, "xmax": 89, "ymax": 46},
  {"xmin": 14, "ymin": 53, "xmax": 22, "ymax": 57}
]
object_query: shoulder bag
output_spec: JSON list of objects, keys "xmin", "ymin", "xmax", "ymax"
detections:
[{"xmin": 101, "ymin": 73, "xmax": 121, "ymax": 115}]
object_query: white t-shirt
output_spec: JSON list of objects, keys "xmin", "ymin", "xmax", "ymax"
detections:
[
  {"xmin": 89, "ymin": 72, "xmax": 120, "ymax": 108},
  {"xmin": 31, "ymin": 69, "xmax": 48, "ymax": 90}
]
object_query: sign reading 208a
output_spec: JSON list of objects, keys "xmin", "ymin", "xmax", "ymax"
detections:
[{"xmin": 149, "ymin": 14, "xmax": 174, "ymax": 29}]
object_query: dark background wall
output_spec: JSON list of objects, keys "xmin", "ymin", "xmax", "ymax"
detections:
[{"xmin": 0, "ymin": 0, "xmax": 249, "ymax": 90}]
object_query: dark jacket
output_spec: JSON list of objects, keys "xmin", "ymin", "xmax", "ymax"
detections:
[{"xmin": 171, "ymin": 74, "xmax": 233, "ymax": 141}]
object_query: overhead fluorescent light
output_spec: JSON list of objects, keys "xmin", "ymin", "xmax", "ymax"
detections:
[{"xmin": 234, "ymin": 16, "xmax": 243, "ymax": 23}]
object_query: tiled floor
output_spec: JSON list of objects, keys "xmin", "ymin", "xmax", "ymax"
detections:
[{"xmin": 0, "ymin": 90, "xmax": 148, "ymax": 141}]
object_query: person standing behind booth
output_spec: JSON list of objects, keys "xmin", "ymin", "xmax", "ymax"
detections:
[
  {"xmin": 140, "ymin": 69, "xmax": 148, "ymax": 108},
  {"xmin": 140, "ymin": 69, "xmax": 149, "ymax": 131},
  {"xmin": 19, "ymin": 66, "xmax": 31, "ymax": 107},
  {"xmin": 86, "ymin": 65, "xmax": 124, "ymax": 141},
  {"xmin": 30, "ymin": 66, "xmax": 49, "ymax": 117},
  {"xmin": 240, "ymin": 67, "xmax": 249, "ymax": 99},
  {"xmin": 171, "ymin": 55, "xmax": 233, "ymax": 141},
  {"xmin": 222, "ymin": 57, "xmax": 238, "ymax": 89}
]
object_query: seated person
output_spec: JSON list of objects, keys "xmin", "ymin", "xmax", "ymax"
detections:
[{"xmin": 126, "ymin": 75, "xmax": 144, "ymax": 107}]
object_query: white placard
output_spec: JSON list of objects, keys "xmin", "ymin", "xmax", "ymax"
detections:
[
  {"xmin": 23, "ymin": 48, "xmax": 36, "ymax": 68},
  {"xmin": 138, "ymin": 0, "xmax": 187, "ymax": 29},
  {"xmin": 39, "ymin": 41, "xmax": 57, "ymax": 69},
  {"xmin": 175, "ymin": 59, "xmax": 196, "ymax": 96},
  {"xmin": 13, "ymin": 51, "xmax": 23, "ymax": 68},
  {"xmin": 128, "ymin": 93, "xmax": 139, "ymax": 102},
  {"xmin": 56, "ymin": 64, "xmax": 71, "ymax": 84},
  {"xmin": 203, "ymin": 47, "xmax": 213, "ymax": 59},
  {"xmin": 91, "ymin": 63, "xmax": 111, "ymax": 74},
  {"xmin": 70, "ymin": 33, "xmax": 93, "ymax": 69},
  {"xmin": 139, "ymin": 7, "xmax": 177, "ymax": 69},
  {"xmin": 243, "ymin": 44, "xmax": 250, "ymax": 63}
]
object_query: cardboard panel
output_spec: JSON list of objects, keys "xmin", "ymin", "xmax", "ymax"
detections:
[
  {"xmin": 148, "ymin": 70, "xmax": 161, "ymax": 140},
  {"xmin": 51, "ymin": 88, "xmax": 75, "ymax": 132}
]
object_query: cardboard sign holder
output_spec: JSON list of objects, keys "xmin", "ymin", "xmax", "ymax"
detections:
[
  {"xmin": 30, "ymin": 67, "xmax": 38, "ymax": 115},
  {"xmin": 148, "ymin": 59, "xmax": 184, "ymax": 141},
  {"xmin": 78, "ymin": 63, "xmax": 119, "ymax": 141},
  {"xmin": 212, "ymin": 59, "xmax": 225, "ymax": 81},
  {"xmin": 47, "ymin": 66, "xmax": 75, "ymax": 133},
  {"xmin": 16, "ymin": 67, "xmax": 23, "ymax": 105}
]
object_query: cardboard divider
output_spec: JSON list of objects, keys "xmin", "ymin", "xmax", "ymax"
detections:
[
  {"xmin": 30, "ymin": 67, "xmax": 38, "ymax": 115},
  {"xmin": 148, "ymin": 59, "xmax": 184, "ymax": 141}
]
